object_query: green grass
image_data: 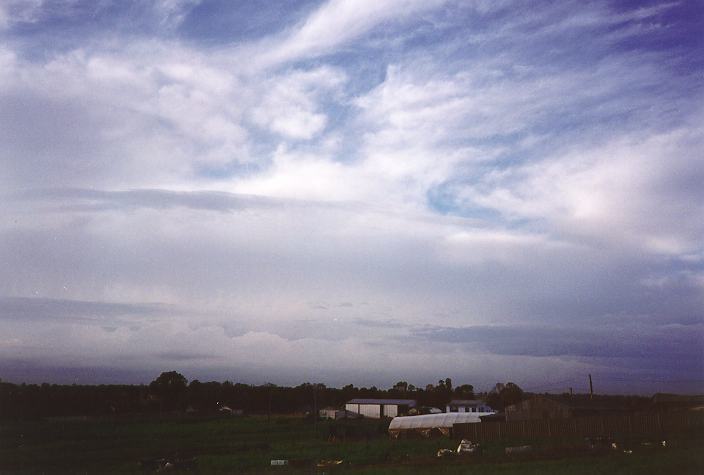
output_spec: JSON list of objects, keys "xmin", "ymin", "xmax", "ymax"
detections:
[{"xmin": 1, "ymin": 415, "xmax": 702, "ymax": 474}]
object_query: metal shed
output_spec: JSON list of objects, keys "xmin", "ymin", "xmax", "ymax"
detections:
[{"xmin": 345, "ymin": 398, "xmax": 416, "ymax": 419}]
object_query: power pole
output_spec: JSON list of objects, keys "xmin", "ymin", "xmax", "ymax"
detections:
[
  {"xmin": 569, "ymin": 387, "xmax": 573, "ymax": 397},
  {"xmin": 588, "ymin": 374, "xmax": 593, "ymax": 399}
]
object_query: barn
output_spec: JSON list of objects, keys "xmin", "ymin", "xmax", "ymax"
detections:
[{"xmin": 345, "ymin": 398, "xmax": 416, "ymax": 419}]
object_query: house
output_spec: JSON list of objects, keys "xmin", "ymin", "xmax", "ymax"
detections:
[
  {"xmin": 388, "ymin": 412, "xmax": 486, "ymax": 438},
  {"xmin": 505, "ymin": 395, "xmax": 642, "ymax": 422},
  {"xmin": 446, "ymin": 399, "xmax": 493, "ymax": 413},
  {"xmin": 345, "ymin": 398, "xmax": 417, "ymax": 419}
]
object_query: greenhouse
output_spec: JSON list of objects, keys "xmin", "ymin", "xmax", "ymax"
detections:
[{"xmin": 388, "ymin": 412, "xmax": 492, "ymax": 438}]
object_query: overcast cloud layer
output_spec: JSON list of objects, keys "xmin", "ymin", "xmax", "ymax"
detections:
[{"xmin": 1, "ymin": 0, "xmax": 703, "ymax": 394}]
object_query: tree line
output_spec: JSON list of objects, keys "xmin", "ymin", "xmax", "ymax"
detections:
[{"xmin": 0, "ymin": 372, "xmax": 525, "ymax": 420}]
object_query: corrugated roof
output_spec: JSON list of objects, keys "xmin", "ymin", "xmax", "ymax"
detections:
[
  {"xmin": 347, "ymin": 398, "xmax": 417, "ymax": 406},
  {"xmin": 388, "ymin": 412, "xmax": 494, "ymax": 430}
]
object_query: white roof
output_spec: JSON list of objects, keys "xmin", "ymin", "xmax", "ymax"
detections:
[{"xmin": 389, "ymin": 412, "xmax": 494, "ymax": 430}]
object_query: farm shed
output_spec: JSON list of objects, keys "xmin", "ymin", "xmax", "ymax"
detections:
[
  {"xmin": 345, "ymin": 398, "xmax": 416, "ymax": 419},
  {"xmin": 388, "ymin": 412, "xmax": 488, "ymax": 438},
  {"xmin": 446, "ymin": 399, "xmax": 493, "ymax": 413}
]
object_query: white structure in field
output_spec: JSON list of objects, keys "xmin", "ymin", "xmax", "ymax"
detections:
[
  {"xmin": 446, "ymin": 399, "xmax": 493, "ymax": 413},
  {"xmin": 388, "ymin": 412, "xmax": 494, "ymax": 437},
  {"xmin": 345, "ymin": 398, "xmax": 417, "ymax": 419}
]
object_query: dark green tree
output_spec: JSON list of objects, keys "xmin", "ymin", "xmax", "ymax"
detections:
[
  {"xmin": 486, "ymin": 381, "xmax": 523, "ymax": 410},
  {"xmin": 149, "ymin": 371, "xmax": 188, "ymax": 411},
  {"xmin": 454, "ymin": 384, "xmax": 474, "ymax": 398}
]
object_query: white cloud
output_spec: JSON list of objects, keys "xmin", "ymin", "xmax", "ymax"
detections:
[
  {"xmin": 459, "ymin": 125, "xmax": 704, "ymax": 255},
  {"xmin": 153, "ymin": 0, "xmax": 201, "ymax": 28},
  {"xmin": 250, "ymin": 0, "xmax": 447, "ymax": 67},
  {"xmin": 0, "ymin": 0, "xmax": 44, "ymax": 27},
  {"xmin": 251, "ymin": 66, "xmax": 346, "ymax": 140}
]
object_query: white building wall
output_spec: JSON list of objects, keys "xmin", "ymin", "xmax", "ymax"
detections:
[
  {"xmin": 346, "ymin": 403, "xmax": 404, "ymax": 418},
  {"xmin": 345, "ymin": 403, "xmax": 382, "ymax": 418},
  {"xmin": 358, "ymin": 404, "xmax": 381, "ymax": 418}
]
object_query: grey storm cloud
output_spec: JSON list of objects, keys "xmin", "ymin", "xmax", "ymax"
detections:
[
  {"xmin": 0, "ymin": 296, "xmax": 167, "ymax": 324},
  {"xmin": 411, "ymin": 323, "xmax": 704, "ymax": 361}
]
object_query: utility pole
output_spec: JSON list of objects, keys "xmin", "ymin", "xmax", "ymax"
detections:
[
  {"xmin": 589, "ymin": 374, "xmax": 593, "ymax": 399},
  {"xmin": 569, "ymin": 387, "xmax": 573, "ymax": 397}
]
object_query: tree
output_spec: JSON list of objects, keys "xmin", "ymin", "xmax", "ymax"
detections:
[
  {"xmin": 454, "ymin": 384, "xmax": 474, "ymax": 398},
  {"xmin": 149, "ymin": 371, "xmax": 188, "ymax": 411},
  {"xmin": 486, "ymin": 381, "xmax": 523, "ymax": 411},
  {"xmin": 501, "ymin": 382, "xmax": 524, "ymax": 407}
]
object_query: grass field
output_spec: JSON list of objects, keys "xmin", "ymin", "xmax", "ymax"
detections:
[{"xmin": 1, "ymin": 415, "xmax": 703, "ymax": 474}]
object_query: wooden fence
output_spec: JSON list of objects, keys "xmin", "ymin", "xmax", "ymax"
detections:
[{"xmin": 453, "ymin": 411, "xmax": 704, "ymax": 442}]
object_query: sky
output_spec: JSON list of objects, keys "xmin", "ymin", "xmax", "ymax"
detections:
[{"xmin": 0, "ymin": 0, "xmax": 703, "ymax": 394}]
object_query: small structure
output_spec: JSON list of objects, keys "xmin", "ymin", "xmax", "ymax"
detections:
[
  {"xmin": 345, "ymin": 398, "xmax": 416, "ymax": 419},
  {"xmin": 319, "ymin": 408, "xmax": 360, "ymax": 420},
  {"xmin": 388, "ymin": 412, "xmax": 490, "ymax": 438},
  {"xmin": 319, "ymin": 408, "xmax": 345, "ymax": 420},
  {"xmin": 446, "ymin": 399, "xmax": 493, "ymax": 413},
  {"xmin": 217, "ymin": 404, "xmax": 243, "ymax": 416}
]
